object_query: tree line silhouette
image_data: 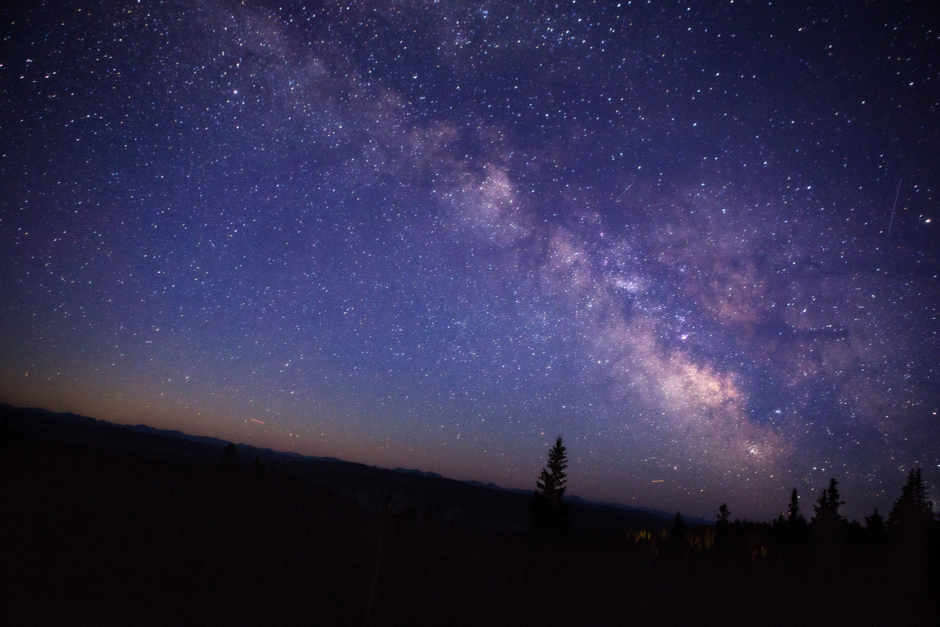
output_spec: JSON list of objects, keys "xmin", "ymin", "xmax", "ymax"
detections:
[
  {"xmin": 527, "ymin": 436, "xmax": 936, "ymax": 624},
  {"xmin": 2, "ymin": 414, "xmax": 936, "ymax": 626},
  {"xmin": 625, "ymin": 470, "xmax": 937, "ymax": 568}
]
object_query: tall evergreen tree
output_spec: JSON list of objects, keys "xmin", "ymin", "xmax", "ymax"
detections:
[
  {"xmin": 670, "ymin": 512, "xmax": 688, "ymax": 548},
  {"xmin": 886, "ymin": 468, "xmax": 936, "ymax": 587},
  {"xmin": 888, "ymin": 468, "xmax": 934, "ymax": 526},
  {"xmin": 865, "ymin": 507, "xmax": 886, "ymax": 541},
  {"xmin": 715, "ymin": 504, "xmax": 732, "ymax": 553},
  {"xmin": 812, "ymin": 478, "xmax": 845, "ymax": 527},
  {"xmin": 811, "ymin": 478, "xmax": 846, "ymax": 557},
  {"xmin": 530, "ymin": 436, "xmax": 570, "ymax": 534},
  {"xmin": 717, "ymin": 503, "xmax": 730, "ymax": 527},
  {"xmin": 788, "ymin": 488, "xmax": 804, "ymax": 525},
  {"xmin": 887, "ymin": 468, "xmax": 935, "ymax": 537}
]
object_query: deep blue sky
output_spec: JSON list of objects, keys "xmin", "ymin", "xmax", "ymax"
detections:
[{"xmin": 2, "ymin": 0, "xmax": 938, "ymax": 520}]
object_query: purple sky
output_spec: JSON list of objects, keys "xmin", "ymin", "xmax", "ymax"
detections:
[{"xmin": 2, "ymin": 0, "xmax": 938, "ymax": 521}]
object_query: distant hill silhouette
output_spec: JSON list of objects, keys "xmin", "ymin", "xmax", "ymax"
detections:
[
  {"xmin": 0, "ymin": 403, "xmax": 681, "ymax": 532},
  {"xmin": 2, "ymin": 403, "xmax": 933, "ymax": 626}
]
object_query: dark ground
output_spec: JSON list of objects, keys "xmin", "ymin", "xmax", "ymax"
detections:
[{"xmin": 1, "ymin": 405, "xmax": 935, "ymax": 626}]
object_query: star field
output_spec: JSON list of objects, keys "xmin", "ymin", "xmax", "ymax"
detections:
[{"xmin": 2, "ymin": 0, "xmax": 939, "ymax": 520}]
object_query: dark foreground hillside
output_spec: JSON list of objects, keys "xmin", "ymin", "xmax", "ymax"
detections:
[{"xmin": 1, "ymin": 410, "xmax": 935, "ymax": 626}]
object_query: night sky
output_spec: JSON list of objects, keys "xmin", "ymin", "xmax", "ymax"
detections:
[{"xmin": 2, "ymin": 0, "xmax": 938, "ymax": 521}]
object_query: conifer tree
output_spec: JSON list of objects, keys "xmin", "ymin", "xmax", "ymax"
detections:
[
  {"xmin": 810, "ymin": 478, "xmax": 846, "ymax": 557},
  {"xmin": 812, "ymin": 478, "xmax": 845, "ymax": 527},
  {"xmin": 888, "ymin": 469, "xmax": 933, "ymax": 523},
  {"xmin": 670, "ymin": 512, "xmax": 688, "ymax": 548},
  {"xmin": 888, "ymin": 468, "xmax": 935, "ymax": 535},
  {"xmin": 530, "ymin": 436, "xmax": 570, "ymax": 534},
  {"xmin": 865, "ymin": 507, "xmax": 886, "ymax": 540},
  {"xmin": 886, "ymin": 468, "xmax": 936, "ymax": 584},
  {"xmin": 788, "ymin": 488, "xmax": 804, "ymax": 525},
  {"xmin": 717, "ymin": 503, "xmax": 730, "ymax": 527}
]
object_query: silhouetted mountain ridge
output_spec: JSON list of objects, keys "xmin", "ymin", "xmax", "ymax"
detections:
[
  {"xmin": 1, "ymin": 403, "xmax": 692, "ymax": 529},
  {"xmin": 3, "ymin": 403, "xmax": 933, "ymax": 626}
]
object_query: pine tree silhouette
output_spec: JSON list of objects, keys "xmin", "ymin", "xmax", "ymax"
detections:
[
  {"xmin": 670, "ymin": 512, "xmax": 688, "ymax": 550},
  {"xmin": 530, "ymin": 436, "xmax": 570, "ymax": 535},
  {"xmin": 811, "ymin": 478, "xmax": 845, "ymax": 561},
  {"xmin": 886, "ymin": 468, "xmax": 936, "ymax": 591},
  {"xmin": 788, "ymin": 488, "xmax": 805, "ymax": 525},
  {"xmin": 887, "ymin": 468, "xmax": 934, "ymax": 530},
  {"xmin": 717, "ymin": 503, "xmax": 730, "ymax": 527},
  {"xmin": 865, "ymin": 507, "xmax": 886, "ymax": 542},
  {"xmin": 811, "ymin": 478, "xmax": 844, "ymax": 527}
]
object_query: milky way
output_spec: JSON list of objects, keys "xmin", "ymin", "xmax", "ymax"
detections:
[{"xmin": 2, "ymin": 0, "xmax": 938, "ymax": 519}]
